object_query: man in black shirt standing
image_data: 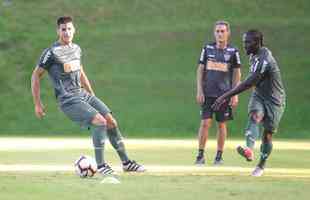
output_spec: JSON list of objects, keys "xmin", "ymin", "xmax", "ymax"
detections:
[{"xmin": 195, "ymin": 21, "xmax": 241, "ymax": 165}]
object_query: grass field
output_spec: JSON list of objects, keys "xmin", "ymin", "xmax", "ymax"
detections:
[
  {"xmin": 1, "ymin": 137, "xmax": 310, "ymax": 200},
  {"xmin": 1, "ymin": 1, "xmax": 310, "ymax": 199},
  {"xmin": 1, "ymin": 0, "xmax": 310, "ymax": 138}
]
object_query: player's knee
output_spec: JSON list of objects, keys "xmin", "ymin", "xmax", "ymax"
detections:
[
  {"xmin": 105, "ymin": 113, "xmax": 118, "ymax": 129},
  {"xmin": 91, "ymin": 114, "xmax": 107, "ymax": 126},
  {"xmin": 108, "ymin": 119, "xmax": 118, "ymax": 129},
  {"xmin": 218, "ymin": 122, "xmax": 226, "ymax": 129},
  {"xmin": 201, "ymin": 119, "xmax": 211, "ymax": 129},
  {"xmin": 250, "ymin": 112, "xmax": 263, "ymax": 123}
]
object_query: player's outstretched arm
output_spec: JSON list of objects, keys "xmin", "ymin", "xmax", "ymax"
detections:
[
  {"xmin": 212, "ymin": 72, "xmax": 262, "ymax": 110},
  {"xmin": 80, "ymin": 65, "xmax": 95, "ymax": 96},
  {"xmin": 31, "ymin": 67, "xmax": 46, "ymax": 119}
]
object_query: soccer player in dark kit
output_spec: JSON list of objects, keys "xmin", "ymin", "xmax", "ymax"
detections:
[
  {"xmin": 31, "ymin": 16, "xmax": 145, "ymax": 176},
  {"xmin": 195, "ymin": 21, "xmax": 241, "ymax": 165},
  {"xmin": 212, "ymin": 29, "xmax": 286, "ymax": 176}
]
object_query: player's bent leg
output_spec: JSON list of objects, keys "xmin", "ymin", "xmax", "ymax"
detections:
[
  {"xmin": 245, "ymin": 112, "xmax": 263, "ymax": 149},
  {"xmin": 91, "ymin": 113, "xmax": 107, "ymax": 126},
  {"xmin": 91, "ymin": 114, "xmax": 115, "ymax": 176},
  {"xmin": 237, "ymin": 112, "xmax": 263, "ymax": 162},
  {"xmin": 104, "ymin": 113, "xmax": 145, "ymax": 172},
  {"xmin": 214, "ymin": 122, "xmax": 226, "ymax": 165},
  {"xmin": 252, "ymin": 102, "xmax": 284, "ymax": 177},
  {"xmin": 104, "ymin": 113, "xmax": 118, "ymax": 129},
  {"xmin": 104, "ymin": 113, "xmax": 129, "ymax": 162},
  {"xmin": 91, "ymin": 124, "xmax": 106, "ymax": 166},
  {"xmin": 195, "ymin": 119, "xmax": 212, "ymax": 165}
]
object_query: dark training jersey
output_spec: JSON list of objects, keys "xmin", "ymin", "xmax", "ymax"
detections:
[
  {"xmin": 37, "ymin": 42, "xmax": 85, "ymax": 105},
  {"xmin": 248, "ymin": 47, "xmax": 286, "ymax": 106},
  {"xmin": 199, "ymin": 42, "xmax": 241, "ymax": 97}
]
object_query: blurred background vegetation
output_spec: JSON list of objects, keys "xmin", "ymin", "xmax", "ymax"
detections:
[{"xmin": 0, "ymin": 0, "xmax": 309, "ymax": 138}]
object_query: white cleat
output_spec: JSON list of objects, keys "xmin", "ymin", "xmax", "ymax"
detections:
[
  {"xmin": 98, "ymin": 163, "xmax": 116, "ymax": 176},
  {"xmin": 123, "ymin": 160, "xmax": 146, "ymax": 172},
  {"xmin": 251, "ymin": 166, "xmax": 264, "ymax": 177}
]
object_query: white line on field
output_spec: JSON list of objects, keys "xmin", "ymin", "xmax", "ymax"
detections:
[
  {"xmin": 0, "ymin": 138, "xmax": 310, "ymax": 151},
  {"xmin": 1, "ymin": 164, "xmax": 310, "ymax": 178}
]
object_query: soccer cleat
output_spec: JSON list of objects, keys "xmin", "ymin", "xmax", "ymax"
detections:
[
  {"xmin": 97, "ymin": 163, "xmax": 115, "ymax": 176},
  {"xmin": 236, "ymin": 146, "xmax": 254, "ymax": 161},
  {"xmin": 213, "ymin": 158, "xmax": 224, "ymax": 166},
  {"xmin": 251, "ymin": 166, "xmax": 264, "ymax": 177},
  {"xmin": 123, "ymin": 160, "xmax": 146, "ymax": 172},
  {"xmin": 195, "ymin": 156, "xmax": 205, "ymax": 165}
]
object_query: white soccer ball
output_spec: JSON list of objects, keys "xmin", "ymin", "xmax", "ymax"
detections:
[{"xmin": 74, "ymin": 155, "xmax": 97, "ymax": 178}]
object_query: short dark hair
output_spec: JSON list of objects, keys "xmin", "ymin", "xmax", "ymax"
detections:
[
  {"xmin": 246, "ymin": 29, "xmax": 264, "ymax": 46},
  {"xmin": 57, "ymin": 16, "xmax": 73, "ymax": 27}
]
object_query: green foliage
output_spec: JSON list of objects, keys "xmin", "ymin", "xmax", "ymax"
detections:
[{"xmin": 0, "ymin": 0, "xmax": 310, "ymax": 137}]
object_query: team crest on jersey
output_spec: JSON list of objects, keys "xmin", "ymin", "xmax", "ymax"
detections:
[
  {"xmin": 224, "ymin": 54, "xmax": 231, "ymax": 62},
  {"xmin": 63, "ymin": 60, "xmax": 81, "ymax": 73}
]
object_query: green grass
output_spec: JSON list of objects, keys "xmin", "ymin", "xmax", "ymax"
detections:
[
  {"xmin": 1, "ymin": 138, "xmax": 310, "ymax": 200},
  {"xmin": 0, "ymin": 0, "xmax": 310, "ymax": 138},
  {"xmin": 1, "ymin": 173, "xmax": 310, "ymax": 200},
  {"xmin": 1, "ymin": 147, "xmax": 310, "ymax": 169}
]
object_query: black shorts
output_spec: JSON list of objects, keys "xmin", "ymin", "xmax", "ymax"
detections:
[{"xmin": 200, "ymin": 97, "xmax": 233, "ymax": 122}]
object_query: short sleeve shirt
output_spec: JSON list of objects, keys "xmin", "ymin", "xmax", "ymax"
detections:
[
  {"xmin": 37, "ymin": 42, "xmax": 83, "ymax": 104},
  {"xmin": 198, "ymin": 42, "xmax": 241, "ymax": 97},
  {"xmin": 248, "ymin": 47, "xmax": 286, "ymax": 106}
]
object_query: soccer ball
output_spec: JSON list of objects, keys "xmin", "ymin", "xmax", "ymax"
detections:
[{"xmin": 74, "ymin": 155, "xmax": 97, "ymax": 178}]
